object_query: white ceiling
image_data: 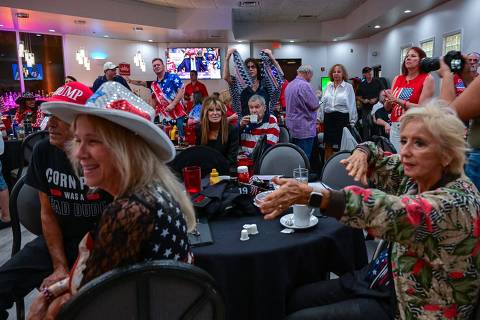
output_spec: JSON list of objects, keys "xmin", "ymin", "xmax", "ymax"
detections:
[
  {"xmin": 0, "ymin": 0, "xmax": 450, "ymax": 43},
  {"xmin": 138, "ymin": 0, "xmax": 366, "ymax": 22}
]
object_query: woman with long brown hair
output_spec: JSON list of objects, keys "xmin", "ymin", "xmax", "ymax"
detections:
[
  {"xmin": 196, "ymin": 97, "xmax": 239, "ymax": 169},
  {"xmin": 385, "ymin": 46, "xmax": 434, "ymax": 152}
]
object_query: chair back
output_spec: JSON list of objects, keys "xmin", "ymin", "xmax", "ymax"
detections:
[
  {"xmin": 9, "ymin": 175, "xmax": 42, "ymax": 256},
  {"xmin": 57, "ymin": 260, "xmax": 225, "ymax": 320},
  {"xmin": 21, "ymin": 130, "xmax": 49, "ymax": 165},
  {"xmin": 321, "ymin": 151, "xmax": 364, "ymax": 190},
  {"xmin": 256, "ymin": 143, "xmax": 310, "ymax": 176},
  {"xmin": 279, "ymin": 126, "xmax": 290, "ymax": 143},
  {"xmin": 169, "ymin": 145, "xmax": 230, "ymax": 179}
]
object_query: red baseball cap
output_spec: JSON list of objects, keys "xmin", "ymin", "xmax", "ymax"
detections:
[{"xmin": 40, "ymin": 82, "xmax": 93, "ymax": 106}]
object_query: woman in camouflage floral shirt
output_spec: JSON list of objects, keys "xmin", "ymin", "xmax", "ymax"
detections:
[{"xmin": 261, "ymin": 102, "xmax": 480, "ymax": 319}]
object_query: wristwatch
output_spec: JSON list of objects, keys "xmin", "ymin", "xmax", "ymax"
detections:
[{"xmin": 308, "ymin": 192, "xmax": 323, "ymax": 208}]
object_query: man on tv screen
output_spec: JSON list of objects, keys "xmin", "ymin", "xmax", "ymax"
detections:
[{"xmin": 177, "ymin": 49, "xmax": 207, "ymax": 73}]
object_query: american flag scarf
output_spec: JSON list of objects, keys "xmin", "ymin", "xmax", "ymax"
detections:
[{"xmin": 230, "ymin": 51, "xmax": 285, "ymax": 117}]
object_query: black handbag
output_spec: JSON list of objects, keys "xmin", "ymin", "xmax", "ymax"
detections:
[{"xmin": 191, "ymin": 180, "xmax": 261, "ymax": 220}]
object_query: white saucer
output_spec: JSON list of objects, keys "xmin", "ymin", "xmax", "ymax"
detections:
[{"xmin": 280, "ymin": 213, "xmax": 318, "ymax": 230}]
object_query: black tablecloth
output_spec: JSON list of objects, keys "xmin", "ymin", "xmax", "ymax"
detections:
[
  {"xmin": 192, "ymin": 215, "xmax": 368, "ymax": 320},
  {"xmin": 0, "ymin": 139, "xmax": 23, "ymax": 190}
]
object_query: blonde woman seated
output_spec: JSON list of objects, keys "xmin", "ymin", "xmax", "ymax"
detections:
[
  {"xmin": 260, "ymin": 102, "xmax": 480, "ymax": 319},
  {"xmin": 28, "ymin": 82, "xmax": 196, "ymax": 320},
  {"xmin": 195, "ymin": 97, "xmax": 239, "ymax": 169}
]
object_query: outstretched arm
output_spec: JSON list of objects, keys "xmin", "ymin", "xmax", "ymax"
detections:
[
  {"xmin": 262, "ymin": 49, "xmax": 284, "ymax": 76},
  {"xmin": 223, "ymin": 48, "xmax": 236, "ymax": 85},
  {"xmin": 125, "ymin": 76, "xmax": 148, "ymax": 87}
]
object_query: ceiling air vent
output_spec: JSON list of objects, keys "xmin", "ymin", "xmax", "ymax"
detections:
[
  {"xmin": 238, "ymin": 1, "xmax": 260, "ymax": 8},
  {"xmin": 74, "ymin": 20, "xmax": 86, "ymax": 25},
  {"xmin": 133, "ymin": 26, "xmax": 144, "ymax": 31},
  {"xmin": 297, "ymin": 15, "xmax": 318, "ymax": 21},
  {"xmin": 16, "ymin": 12, "xmax": 29, "ymax": 19}
]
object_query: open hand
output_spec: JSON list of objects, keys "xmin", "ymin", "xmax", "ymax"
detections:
[{"xmin": 339, "ymin": 149, "xmax": 369, "ymax": 185}]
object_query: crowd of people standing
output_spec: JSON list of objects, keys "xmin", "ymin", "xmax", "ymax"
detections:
[{"xmin": 1, "ymin": 45, "xmax": 479, "ymax": 320}]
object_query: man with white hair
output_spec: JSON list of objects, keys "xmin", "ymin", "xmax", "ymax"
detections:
[
  {"xmin": 285, "ymin": 65, "xmax": 319, "ymax": 159},
  {"xmin": 467, "ymin": 52, "xmax": 479, "ymax": 78}
]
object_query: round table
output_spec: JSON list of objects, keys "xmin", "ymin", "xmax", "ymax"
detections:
[{"xmin": 192, "ymin": 214, "xmax": 368, "ymax": 320}]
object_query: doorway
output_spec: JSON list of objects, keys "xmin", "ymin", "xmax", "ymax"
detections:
[{"xmin": 276, "ymin": 59, "xmax": 302, "ymax": 81}]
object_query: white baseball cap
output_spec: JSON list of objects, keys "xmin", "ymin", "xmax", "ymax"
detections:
[{"xmin": 103, "ymin": 61, "xmax": 118, "ymax": 71}]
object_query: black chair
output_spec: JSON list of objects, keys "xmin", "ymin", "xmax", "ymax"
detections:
[
  {"xmin": 14, "ymin": 130, "xmax": 49, "ymax": 179},
  {"xmin": 9, "ymin": 174, "xmax": 43, "ymax": 320},
  {"xmin": 255, "ymin": 143, "xmax": 310, "ymax": 176},
  {"xmin": 57, "ymin": 260, "xmax": 225, "ymax": 320},
  {"xmin": 169, "ymin": 146, "xmax": 230, "ymax": 179},
  {"xmin": 22, "ymin": 130, "xmax": 49, "ymax": 165},
  {"xmin": 320, "ymin": 150, "xmax": 364, "ymax": 190}
]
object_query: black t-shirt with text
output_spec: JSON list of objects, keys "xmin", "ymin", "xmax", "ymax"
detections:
[{"xmin": 25, "ymin": 140, "xmax": 113, "ymax": 240}]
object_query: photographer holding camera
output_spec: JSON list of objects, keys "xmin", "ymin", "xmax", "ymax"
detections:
[
  {"xmin": 437, "ymin": 51, "xmax": 480, "ymax": 189},
  {"xmin": 383, "ymin": 47, "xmax": 435, "ymax": 152}
]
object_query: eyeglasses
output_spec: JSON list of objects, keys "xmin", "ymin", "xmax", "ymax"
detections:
[{"xmin": 247, "ymin": 65, "xmax": 257, "ymax": 69}]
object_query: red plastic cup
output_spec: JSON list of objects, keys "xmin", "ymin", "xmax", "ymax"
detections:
[{"xmin": 183, "ymin": 166, "xmax": 202, "ymax": 195}]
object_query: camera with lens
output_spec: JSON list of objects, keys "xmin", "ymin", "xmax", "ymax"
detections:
[{"xmin": 420, "ymin": 50, "xmax": 465, "ymax": 74}]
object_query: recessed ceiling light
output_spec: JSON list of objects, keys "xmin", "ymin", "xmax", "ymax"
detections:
[
  {"xmin": 0, "ymin": 24, "xmax": 4, "ymax": 27},
  {"xmin": 148, "ymin": 39, "xmax": 153, "ymax": 42},
  {"xmin": 36, "ymin": 34, "xmax": 41, "ymax": 36},
  {"xmin": 48, "ymin": 29, "xmax": 55, "ymax": 32},
  {"xmin": 237, "ymin": 40, "xmax": 243, "ymax": 43},
  {"xmin": 374, "ymin": 25, "xmax": 381, "ymax": 29},
  {"xmin": 103, "ymin": 35, "xmax": 109, "ymax": 38},
  {"xmin": 333, "ymin": 38, "xmax": 338, "ymax": 42},
  {"xmin": 404, "ymin": 9, "xmax": 412, "ymax": 13},
  {"xmin": 289, "ymin": 40, "xmax": 295, "ymax": 43}
]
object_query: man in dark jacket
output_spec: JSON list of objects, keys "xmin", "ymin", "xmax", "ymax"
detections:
[{"xmin": 92, "ymin": 61, "xmax": 131, "ymax": 92}]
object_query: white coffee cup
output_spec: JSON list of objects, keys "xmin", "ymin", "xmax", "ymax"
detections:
[
  {"xmin": 293, "ymin": 205, "xmax": 313, "ymax": 227},
  {"xmin": 250, "ymin": 114, "xmax": 258, "ymax": 123}
]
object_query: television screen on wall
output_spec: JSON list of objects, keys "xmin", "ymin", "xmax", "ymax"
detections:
[
  {"xmin": 12, "ymin": 63, "xmax": 44, "ymax": 81},
  {"xmin": 166, "ymin": 47, "xmax": 221, "ymax": 80},
  {"xmin": 321, "ymin": 76, "xmax": 331, "ymax": 93}
]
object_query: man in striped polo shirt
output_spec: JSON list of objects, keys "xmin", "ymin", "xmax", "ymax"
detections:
[{"xmin": 239, "ymin": 94, "xmax": 280, "ymax": 157}]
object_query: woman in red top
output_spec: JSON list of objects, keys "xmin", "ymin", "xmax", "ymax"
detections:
[{"xmin": 385, "ymin": 47, "xmax": 434, "ymax": 152}]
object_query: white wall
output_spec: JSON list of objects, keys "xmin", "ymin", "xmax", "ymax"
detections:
[
  {"xmin": 366, "ymin": 0, "xmax": 479, "ymax": 82},
  {"xmin": 64, "ymin": 34, "xmax": 158, "ymax": 86},
  {"xmin": 251, "ymin": 41, "xmax": 368, "ymax": 90}
]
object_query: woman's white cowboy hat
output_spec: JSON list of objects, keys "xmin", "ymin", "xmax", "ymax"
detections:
[{"xmin": 41, "ymin": 81, "xmax": 175, "ymax": 162}]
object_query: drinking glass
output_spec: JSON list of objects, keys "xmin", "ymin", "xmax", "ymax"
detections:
[
  {"xmin": 293, "ymin": 168, "xmax": 308, "ymax": 184},
  {"xmin": 183, "ymin": 166, "xmax": 202, "ymax": 195}
]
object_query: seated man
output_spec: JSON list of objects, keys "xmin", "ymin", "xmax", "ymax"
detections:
[
  {"xmin": 239, "ymin": 94, "xmax": 279, "ymax": 158},
  {"xmin": 0, "ymin": 82, "xmax": 113, "ymax": 320},
  {"xmin": 371, "ymin": 90, "xmax": 391, "ymax": 138}
]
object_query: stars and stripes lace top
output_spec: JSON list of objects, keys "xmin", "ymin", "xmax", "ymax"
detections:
[
  {"xmin": 81, "ymin": 182, "xmax": 193, "ymax": 286},
  {"xmin": 390, "ymin": 73, "xmax": 429, "ymax": 122}
]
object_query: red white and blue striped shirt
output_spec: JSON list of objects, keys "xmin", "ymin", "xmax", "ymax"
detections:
[{"xmin": 239, "ymin": 114, "xmax": 280, "ymax": 156}]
